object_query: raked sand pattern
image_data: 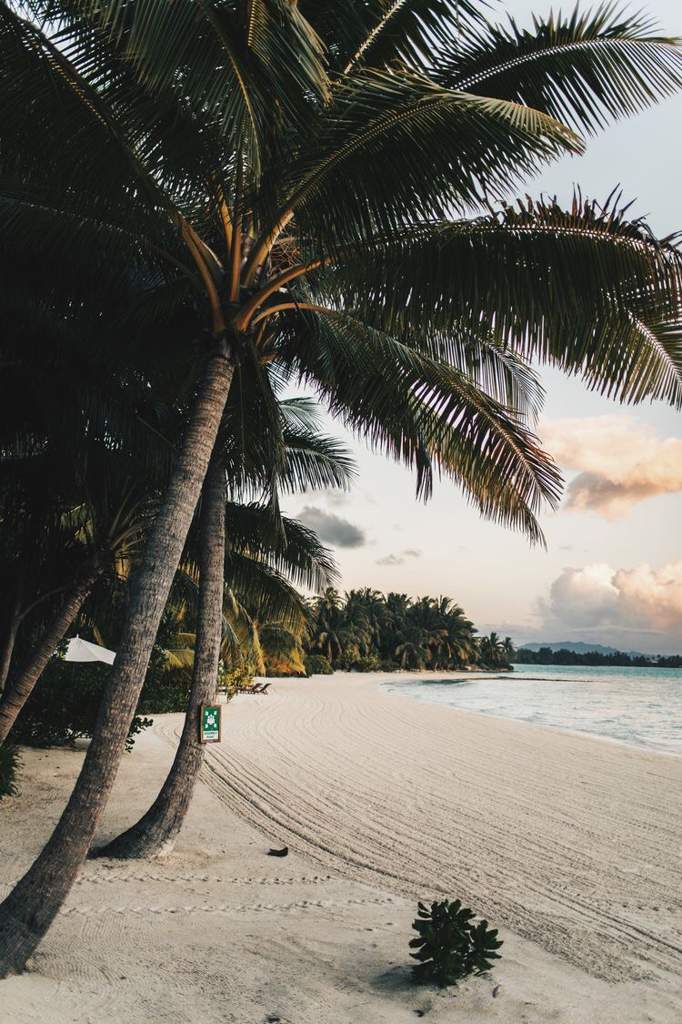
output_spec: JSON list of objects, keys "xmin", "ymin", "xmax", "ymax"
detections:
[
  {"xmin": 2, "ymin": 672, "xmax": 681, "ymax": 1024},
  {"xmin": 195, "ymin": 675, "xmax": 682, "ymax": 982}
]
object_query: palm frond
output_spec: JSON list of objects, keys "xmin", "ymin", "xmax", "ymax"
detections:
[
  {"xmin": 223, "ymin": 552, "xmax": 309, "ymax": 630},
  {"xmin": 258, "ymin": 69, "xmax": 582, "ymax": 253},
  {"xmin": 321, "ymin": 194, "xmax": 682, "ymax": 406},
  {"xmin": 276, "ymin": 310, "xmax": 562, "ymax": 542},
  {"xmin": 437, "ymin": 3, "xmax": 682, "ymax": 135}
]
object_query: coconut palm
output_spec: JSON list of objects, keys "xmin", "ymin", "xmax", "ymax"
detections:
[
  {"xmin": 0, "ymin": 410, "xmax": 162, "ymax": 746},
  {"xmin": 502, "ymin": 636, "xmax": 515, "ymax": 660},
  {"xmin": 95, "ymin": 402, "xmax": 348, "ymax": 859},
  {"xmin": 396, "ymin": 641, "xmax": 429, "ymax": 670},
  {"xmin": 2, "ymin": 0, "xmax": 682, "ymax": 974},
  {"xmin": 479, "ymin": 631, "xmax": 508, "ymax": 667}
]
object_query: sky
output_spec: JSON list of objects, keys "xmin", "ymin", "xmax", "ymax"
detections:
[{"xmin": 286, "ymin": 0, "xmax": 682, "ymax": 654}]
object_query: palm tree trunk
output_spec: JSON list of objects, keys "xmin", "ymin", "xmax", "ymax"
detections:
[
  {"xmin": 0, "ymin": 343, "xmax": 234, "ymax": 978},
  {"xmin": 0, "ymin": 591, "xmax": 22, "ymax": 694},
  {"xmin": 94, "ymin": 445, "xmax": 226, "ymax": 859},
  {"xmin": 0, "ymin": 568, "xmax": 101, "ymax": 746}
]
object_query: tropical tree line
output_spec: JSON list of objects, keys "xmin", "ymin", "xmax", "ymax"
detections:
[
  {"xmin": 304, "ymin": 588, "xmax": 514, "ymax": 672},
  {"xmin": 513, "ymin": 647, "xmax": 682, "ymax": 668},
  {"xmin": 0, "ymin": 0, "xmax": 681, "ymax": 977}
]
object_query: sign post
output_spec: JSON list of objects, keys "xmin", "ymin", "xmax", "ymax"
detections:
[{"xmin": 199, "ymin": 704, "xmax": 221, "ymax": 744}]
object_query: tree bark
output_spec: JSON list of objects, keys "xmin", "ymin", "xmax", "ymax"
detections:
[
  {"xmin": 95, "ymin": 445, "xmax": 226, "ymax": 859},
  {"xmin": 0, "ymin": 344, "xmax": 234, "ymax": 977},
  {"xmin": 0, "ymin": 568, "xmax": 101, "ymax": 746},
  {"xmin": 0, "ymin": 591, "xmax": 22, "ymax": 695}
]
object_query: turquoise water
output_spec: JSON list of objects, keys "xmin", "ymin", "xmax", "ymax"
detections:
[{"xmin": 383, "ymin": 664, "xmax": 682, "ymax": 755}]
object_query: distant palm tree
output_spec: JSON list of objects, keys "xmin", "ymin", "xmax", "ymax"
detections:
[
  {"xmin": 502, "ymin": 637, "xmax": 516, "ymax": 660},
  {"xmin": 396, "ymin": 641, "xmax": 429, "ymax": 670}
]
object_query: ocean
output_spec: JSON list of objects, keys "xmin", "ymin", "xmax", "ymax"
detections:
[{"xmin": 383, "ymin": 663, "xmax": 682, "ymax": 755}]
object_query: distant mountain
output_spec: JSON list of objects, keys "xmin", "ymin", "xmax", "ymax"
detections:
[{"xmin": 519, "ymin": 641, "xmax": 646, "ymax": 657}]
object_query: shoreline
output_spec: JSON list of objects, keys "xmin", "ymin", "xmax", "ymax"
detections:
[
  {"xmin": 377, "ymin": 668, "xmax": 682, "ymax": 760},
  {"xmin": 2, "ymin": 672, "xmax": 681, "ymax": 1023}
]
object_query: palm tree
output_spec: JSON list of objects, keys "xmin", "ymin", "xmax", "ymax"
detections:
[
  {"xmin": 502, "ymin": 637, "xmax": 515, "ymax": 663},
  {"xmin": 2, "ymin": 0, "xmax": 682, "ymax": 973},
  {"xmin": 0, "ymin": 454, "xmax": 157, "ymax": 745},
  {"xmin": 94, "ymin": 409, "xmax": 347, "ymax": 859},
  {"xmin": 395, "ymin": 641, "xmax": 428, "ymax": 670},
  {"xmin": 479, "ymin": 631, "xmax": 507, "ymax": 668}
]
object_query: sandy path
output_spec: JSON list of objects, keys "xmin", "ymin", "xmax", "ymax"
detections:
[
  {"xmin": 188, "ymin": 674, "xmax": 682, "ymax": 984},
  {"xmin": 2, "ymin": 672, "xmax": 681, "ymax": 1023}
]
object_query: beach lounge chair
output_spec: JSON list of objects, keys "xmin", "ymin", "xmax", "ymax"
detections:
[{"xmin": 235, "ymin": 681, "xmax": 271, "ymax": 694}]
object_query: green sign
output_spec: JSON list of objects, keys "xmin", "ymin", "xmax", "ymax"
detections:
[{"xmin": 200, "ymin": 704, "xmax": 221, "ymax": 743}]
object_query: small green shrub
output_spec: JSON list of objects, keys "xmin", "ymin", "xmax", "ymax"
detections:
[
  {"xmin": 221, "ymin": 665, "xmax": 254, "ymax": 695},
  {"xmin": 303, "ymin": 654, "xmax": 333, "ymax": 676},
  {"xmin": 0, "ymin": 743, "xmax": 21, "ymax": 799},
  {"xmin": 409, "ymin": 899, "xmax": 502, "ymax": 988}
]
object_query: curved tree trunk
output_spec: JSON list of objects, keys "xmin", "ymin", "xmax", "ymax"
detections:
[
  {"xmin": 95, "ymin": 445, "xmax": 226, "ymax": 859},
  {"xmin": 0, "ymin": 344, "xmax": 234, "ymax": 978},
  {"xmin": 0, "ymin": 568, "xmax": 101, "ymax": 746},
  {"xmin": 0, "ymin": 591, "xmax": 22, "ymax": 694}
]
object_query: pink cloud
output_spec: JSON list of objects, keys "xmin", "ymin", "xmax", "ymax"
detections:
[{"xmin": 540, "ymin": 416, "xmax": 682, "ymax": 518}]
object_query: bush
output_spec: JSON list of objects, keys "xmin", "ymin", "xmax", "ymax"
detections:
[
  {"xmin": 409, "ymin": 899, "xmax": 502, "ymax": 988},
  {"xmin": 379, "ymin": 659, "xmax": 400, "ymax": 672},
  {"xmin": 221, "ymin": 664, "xmax": 253, "ymax": 695},
  {"xmin": 0, "ymin": 743, "xmax": 21, "ymax": 799},
  {"xmin": 303, "ymin": 654, "xmax": 333, "ymax": 676},
  {"xmin": 351, "ymin": 656, "xmax": 380, "ymax": 672},
  {"xmin": 12, "ymin": 659, "xmax": 152, "ymax": 751}
]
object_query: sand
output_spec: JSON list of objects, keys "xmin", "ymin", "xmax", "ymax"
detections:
[{"xmin": 1, "ymin": 671, "xmax": 681, "ymax": 1023}]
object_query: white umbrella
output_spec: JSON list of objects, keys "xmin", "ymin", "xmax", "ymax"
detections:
[{"xmin": 62, "ymin": 635, "xmax": 116, "ymax": 666}]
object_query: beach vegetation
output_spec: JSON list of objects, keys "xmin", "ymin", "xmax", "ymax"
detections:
[
  {"xmin": 303, "ymin": 654, "xmax": 334, "ymax": 676},
  {"xmin": 515, "ymin": 646, "xmax": 682, "ymax": 668},
  {"xmin": 306, "ymin": 590, "xmax": 482, "ymax": 671},
  {"xmin": 478, "ymin": 633, "xmax": 515, "ymax": 670},
  {"xmin": 11, "ymin": 659, "xmax": 154, "ymax": 752},
  {"xmin": 410, "ymin": 899, "xmax": 503, "ymax": 988}
]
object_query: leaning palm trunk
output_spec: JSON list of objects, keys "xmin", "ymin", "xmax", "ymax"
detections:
[
  {"xmin": 0, "ymin": 593, "xmax": 22, "ymax": 694},
  {"xmin": 0, "ymin": 342, "xmax": 234, "ymax": 977},
  {"xmin": 0, "ymin": 566, "xmax": 102, "ymax": 746},
  {"xmin": 95, "ymin": 447, "xmax": 226, "ymax": 859}
]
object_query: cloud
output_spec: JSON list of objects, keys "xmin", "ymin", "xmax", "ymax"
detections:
[
  {"xmin": 376, "ymin": 548, "xmax": 422, "ymax": 567},
  {"xmin": 540, "ymin": 416, "xmax": 682, "ymax": 518},
  {"xmin": 297, "ymin": 505, "xmax": 366, "ymax": 548},
  {"xmin": 376, "ymin": 554, "xmax": 403, "ymax": 566},
  {"xmin": 538, "ymin": 561, "xmax": 682, "ymax": 651}
]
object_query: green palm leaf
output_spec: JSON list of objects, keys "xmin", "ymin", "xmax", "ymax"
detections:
[
  {"xmin": 322, "ymin": 194, "xmax": 682, "ymax": 406},
  {"xmin": 256, "ymin": 69, "xmax": 582, "ymax": 254},
  {"xmin": 277, "ymin": 310, "xmax": 562, "ymax": 543},
  {"xmin": 436, "ymin": 3, "xmax": 682, "ymax": 135}
]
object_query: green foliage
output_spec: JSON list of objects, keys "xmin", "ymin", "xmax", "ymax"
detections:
[
  {"xmin": 350, "ymin": 656, "xmax": 381, "ymax": 672},
  {"xmin": 514, "ymin": 646, "xmax": 682, "ymax": 668},
  {"xmin": 221, "ymin": 665, "xmax": 254, "ymax": 696},
  {"xmin": 135, "ymin": 639, "xmax": 192, "ymax": 714},
  {"xmin": 409, "ymin": 899, "xmax": 503, "ymax": 988},
  {"xmin": 478, "ymin": 632, "xmax": 515, "ymax": 670},
  {"xmin": 305, "ymin": 589, "xmax": 479, "ymax": 672},
  {"xmin": 378, "ymin": 660, "xmax": 400, "ymax": 673},
  {"xmin": 12, "ymin": 659, "xmax": 153, "ymax": 751},
  {"xmin": 303, "ymin": 654, "xmax": 333, "ymax": 676},
  {"xmin": 0, "ymin": 743, "xmax": 21, "ymax": 799}
]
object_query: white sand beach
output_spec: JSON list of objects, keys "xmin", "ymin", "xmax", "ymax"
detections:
[{"xmin": 2, "ymin": 672, "xmax": 681, "ymax": 1023}]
